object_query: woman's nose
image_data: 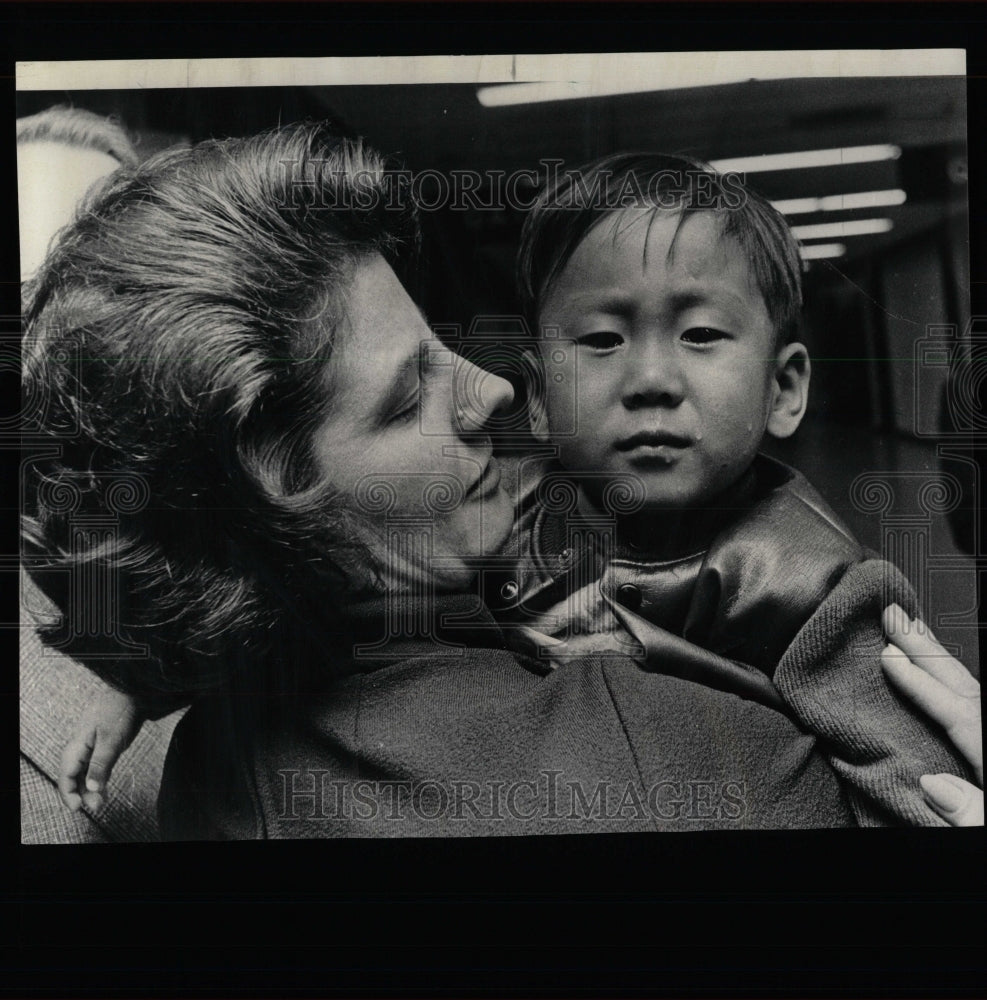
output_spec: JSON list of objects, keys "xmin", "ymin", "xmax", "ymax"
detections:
[
  {"xmin": 621, "ymin": 345, "xmax": 685, "ymax": 410},
  {"xmin": 454, "ymin": 356, "xmax": 515, "ymax": 432}
]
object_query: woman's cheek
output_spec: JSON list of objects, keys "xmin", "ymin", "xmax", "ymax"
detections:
[{"xmin": 378, "ymin": 423, "xmax": 435, "ymax": 475}]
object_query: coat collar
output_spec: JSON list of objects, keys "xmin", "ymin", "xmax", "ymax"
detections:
[
  {"xmin": 337, "ymin": 589, "xmax": 510, "ymax": 674},
  {"xmin": 533, "ymin": 460, "xmax": 764, "ymax": 567}
]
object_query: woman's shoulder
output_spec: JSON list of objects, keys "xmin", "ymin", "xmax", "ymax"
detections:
[{"xmin": 160, "ymin": 649, "xmax": 854, "ymax": 838}]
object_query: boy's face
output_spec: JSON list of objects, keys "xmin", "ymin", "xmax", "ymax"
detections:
[{"xmin": 535, "ymin": 208, "xmax": 808, "ymax": 511}]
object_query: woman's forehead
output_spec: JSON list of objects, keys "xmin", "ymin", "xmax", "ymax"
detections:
[
  {"xmin": 328, "ymin": 255, "xmax": 430, "ymax": 403},
  {"xmin": 340, "ymin": 256, "xmax": 428, "ymax": 347}
]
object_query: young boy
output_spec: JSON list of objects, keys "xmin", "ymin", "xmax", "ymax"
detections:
[
  {"xmin": 59, "ymin": 152, "xmax": 971, "ymax": 828},
  {"xmin": 485, "ymin": 151, "xmax": 972, "ymax": 826}
]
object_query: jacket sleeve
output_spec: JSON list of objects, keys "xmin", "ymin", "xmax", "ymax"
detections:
[{"xmin": 772, "ymin": 558, "xmax": 975, "ymax": 827}]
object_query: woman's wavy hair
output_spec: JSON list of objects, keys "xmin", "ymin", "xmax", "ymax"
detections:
[
  {"xmin": 22, "ymin": 123, "xmax": 420, "ymax": 700},
  {"xmin": 17, "ymin": 105, "xmax": 139, "ymax": 167}
]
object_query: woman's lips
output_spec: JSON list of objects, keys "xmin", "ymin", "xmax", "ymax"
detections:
[{"xmin": 465, "ymin": 456, "xmax": 502, "ymax": 499}]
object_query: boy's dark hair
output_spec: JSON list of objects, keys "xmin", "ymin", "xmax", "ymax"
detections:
[
  {"xmin": 517, "ymin": 151, "xmax": 804, "ymax": 345},
  {"xmin": 22, "ymin": 123, "xmax": 419, "ymax": 700}
]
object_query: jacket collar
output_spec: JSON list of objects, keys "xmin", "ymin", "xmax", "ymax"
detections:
[{"xmin": 532, "ymin": 462, "xmax": 764, "ymax": 567}]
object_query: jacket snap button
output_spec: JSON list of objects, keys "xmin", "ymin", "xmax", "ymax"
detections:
[
  {"xmin": 499, "ymin": 580, "xmax": 520, "ymax": 602},
  {"xmin": 616, "ymin": 583, "xmax": 642, "ymax": 611}
]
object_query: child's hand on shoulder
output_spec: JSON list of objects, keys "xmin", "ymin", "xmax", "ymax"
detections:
[{"xmin": 58, "ymin": 689, "xmax": 142, "ymax": 812}]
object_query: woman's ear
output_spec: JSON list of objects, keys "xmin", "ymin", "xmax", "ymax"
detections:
[
  {"xmin": 521, "ymin": 347, "xmax": 551, "ymax": 443},
  {"xmin": 766, "ymin": 342, "xmax": 811, "ymax": 439}
]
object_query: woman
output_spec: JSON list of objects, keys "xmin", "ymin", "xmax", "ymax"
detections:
[
  {"xmin": 23, "ymin": 124, "xmax": 978, "ymax": 838},
  {"xmin": 880, "ymin": 606, "xmax": 983, "ymax": 827}
]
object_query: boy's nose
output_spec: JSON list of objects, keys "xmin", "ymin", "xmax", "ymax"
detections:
[
  {"xmin": 454, "ymin": 356, "xmax": 515, "ymax": 432},
  {"xmin": 621, "ymin": 352, "xmax": 685, "ymax": 410}
]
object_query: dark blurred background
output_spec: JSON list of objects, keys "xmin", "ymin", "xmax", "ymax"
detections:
[{"xmin": 17, "ymin": 76, "xmax": 980, "ymax": 666}]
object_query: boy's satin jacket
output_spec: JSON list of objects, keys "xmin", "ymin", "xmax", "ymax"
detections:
[{"xmin": 483, "ymin": 453, "xmax": 970, "ymax": 827}]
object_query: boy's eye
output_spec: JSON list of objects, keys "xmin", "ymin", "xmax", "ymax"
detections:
[
  {"xmin": 577, "ymin": 331, "xmax": 624, "ymax": 351},
  {"xmin": 681, "ymin": 327, "xmax": 729, "ymax": 345}
]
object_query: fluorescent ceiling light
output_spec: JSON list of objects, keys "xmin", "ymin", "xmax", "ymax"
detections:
[
  {"xmin": 792, "ymin": 218, "xmax": 894, "ymax": 240},
  {"xmin": 471, "ymin": 50, "xmax": 964, "ymax": 108},
  {"xmin": 710, "ymin": 145, "xmax": 901, "ymax": 174},
  {"xmin": 800, "ymin": 243, "xmax": 846, "ymax": 260},
  {"xmin": 478, "ymin": 77, "xmax": 759, "ymax": 106},
  {"xmin": 772, "ymin": 189, "xmax": 907, "ymax": 215}
]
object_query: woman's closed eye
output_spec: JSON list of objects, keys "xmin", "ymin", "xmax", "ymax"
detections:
[
  {"xmin": 389, "ymin": 385, "xmax": 423, "ymax": 426},
  {"xmin": 390, "ymin": 400, "xmax": 418, "ymax": 425},
  {"xmin": 576, "ymin": 331, "xmax": 624, "ymax": 352},
  {"xmin": 680, "ymin": 327, "xmax": 730, "ymax": 346}
]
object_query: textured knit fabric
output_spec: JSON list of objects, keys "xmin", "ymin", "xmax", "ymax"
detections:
[
  {"xmin": 158, "ymin": 594, "xmax": 855, "ymax": 839},
  {"xmin": 19, "ymin": 572, "xmax": 185, "ymax": 843},
  {"xmin": 501, "ymin": 454, "xmax": 972, "ymax": 827},
  {"xmin": 772, "ymin": 558, "xmax": 973, "ymax": 826},
  {"xmin": 20, "ymin": 757, "xmax": 109, "ymax": 844}
]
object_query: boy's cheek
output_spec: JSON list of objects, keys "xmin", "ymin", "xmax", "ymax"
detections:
[
  {"xmin": 544, "ymin": 390, "xmax": 579, "ymax": 439},
  {"xmin": 558, "ymin": 436, "xmax": 601, "ymax": 475}
]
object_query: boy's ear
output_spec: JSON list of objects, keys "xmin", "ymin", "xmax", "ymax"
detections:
[
  {"xmin": 766, "ymin": 342, "xmax": 811, "ymax": 439},
  {"xmin": 521, "ymin": 347, "xmax": 551, "ymax": 443}
]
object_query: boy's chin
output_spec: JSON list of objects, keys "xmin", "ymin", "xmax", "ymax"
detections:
[
  {"xmin": 632, "ymin": 477, "xmax": 712, "ymax": 511},
  {"xmin": 637, "ymin": 496, "xmax": 711, "ymax": 514},
  {"xmin": 635, "ymin": 470, "xmax": 755, "ymax": 514},
  {"xmin": 623, "ymin": 474, "xmax": 741, "ymax": 515},
  {"xmin": 580, "ymin": 479, "xmax": 709, "ymax": 516}
]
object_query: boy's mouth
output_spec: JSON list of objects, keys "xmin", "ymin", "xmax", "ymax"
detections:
[
  {"xmin": 615, "ymin": 430, "xmax": 692, "ymax": 452},
  {"xmin": 615, "ymin": 430, "xmax": 691, "ymax": 467}
]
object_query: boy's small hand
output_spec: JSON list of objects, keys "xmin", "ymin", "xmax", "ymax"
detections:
[{"xmin": 58, "ymin": 690, "xmax": 142, "ymax": 812}]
